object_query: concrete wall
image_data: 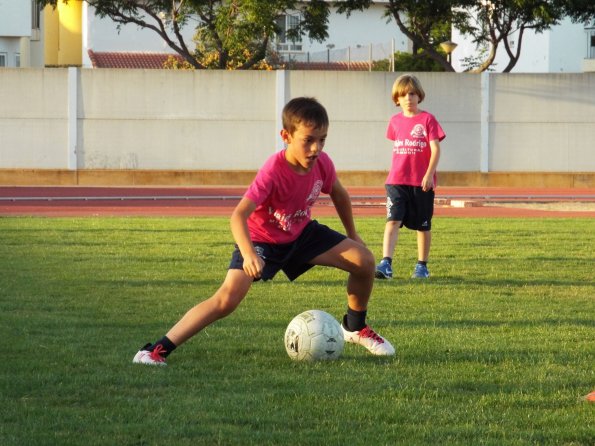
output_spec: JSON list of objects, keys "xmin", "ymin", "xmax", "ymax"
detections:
[
  {"xmin": 77, "ymin": 69, "xmax": 277, "ymax": 170},
  {"xmin": 489, "ymin": 74, "xmax": 595, "ymax": 173},
  {"xmin": 0, "ymin": 69, "xmax": 69, "ymax": 167},
  {"xmin": 1, "ymin": 68, "xmax": 594, "ymax": 187}
]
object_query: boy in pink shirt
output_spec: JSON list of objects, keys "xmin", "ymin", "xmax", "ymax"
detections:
[
  {"xmin": 134, "ymin": 97, "xmax": 394, "ymax": 365},
  {"xmin": 376, "ymin": 74, "xmax": 445, "ymax": 280}
]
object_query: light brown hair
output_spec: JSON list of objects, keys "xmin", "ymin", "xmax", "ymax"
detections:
[{"xmin": 391, "ymin": 74, "xmax": 425, "ymax": 106}]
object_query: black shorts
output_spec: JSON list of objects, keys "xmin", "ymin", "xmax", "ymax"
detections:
[
  {"xmin": 385, "ymin": 184, "xmax": 434, "ymax": 231},
  {"xmin": 229, "ymin": 220, "xmax": 346, "ymax": 282}
]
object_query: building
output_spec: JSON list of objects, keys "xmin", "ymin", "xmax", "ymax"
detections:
[
  {"xmin": 0, "ymin": 1, "xmax": 406, "ymax": 69},
  {"xmin": 452, "ymin": 17, "xmax": 595, "ymax": 73},
  {"xmin": 1, "ymin": 1, "xmax": 594, "ymax": 72},
  {"xmin": 0, "ymin": 0, "xmax": 42, "ymax": 67}
]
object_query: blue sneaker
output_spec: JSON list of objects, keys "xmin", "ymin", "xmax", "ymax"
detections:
[
  {"xmin": 375, "ymin": 259, "xmax": 393, "ymax": 279},
  {"xmin": 412, "ymin": 263, "xmax": 430, "ymax": 279}
]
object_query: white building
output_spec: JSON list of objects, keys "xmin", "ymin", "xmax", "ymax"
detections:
[
  {"xmin": 0, "ymin": 1, "xmax": 406, "ymax": 68},
  {"xmin": 0, "ymin": 0, "xmax": 43, "ymax": 67},
  {"xmin": 452, "ymin": 16, "xmax": 595, "ymax": 73},
  {"xmin": 1, "ymin": 1, "xmax": 594, "ymax": 72},
  {"xmin": 81, "ymin": 2, "xmax": 407, "ymax": 68}
]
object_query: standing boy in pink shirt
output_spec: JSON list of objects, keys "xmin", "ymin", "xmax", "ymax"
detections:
[
  {"xmin": 376, "ymin": 74, "xmax": 446, "ymax": 280},
  {"xmin": 134, "ymin": 97, "xmax": 395, "ymax": 365}
]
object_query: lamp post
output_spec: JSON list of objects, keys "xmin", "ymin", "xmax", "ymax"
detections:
[
  {"xmin": 440, "ymin": 40, "xmax": 458, "ymax": 64},
  {"xmin": 326, "ymin": 44, "xmax": 335, "ymax": 63}
]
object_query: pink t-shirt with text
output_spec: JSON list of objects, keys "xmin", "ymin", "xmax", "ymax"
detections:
[
  {"xmin": 244, "ymin": 150, "xmax": 336, "ymax": 244},
  {"xmin": 385, "ymin": 111, "xmax": 445, "ymax": 186}
]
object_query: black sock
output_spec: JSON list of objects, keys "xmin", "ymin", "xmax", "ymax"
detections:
[
  {"xmin": 417, "ymin": 260, "xmax": 427, "ymax": 266},
  {"xmin": 344, "ymin": 307, "xmax": 367, "ymax": 332},
  {"xmin": 383, "ymin": 257, "xmax": 392, "ymax": 264},
  {"xmin": 150, "ymin": 336, "xmax": 177, "ymax": 358}
]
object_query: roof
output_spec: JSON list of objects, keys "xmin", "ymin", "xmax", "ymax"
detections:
[
  {"xmin": 87, "ymin": 50, "xmax": 372, "ymax": 71},
  {"xmin": 288, "ymin": 61, "xmax": 371, "ymax": 71},
  {"xmin": 88, "ymin": 50, "xmax": 184, "ymax": 69}
]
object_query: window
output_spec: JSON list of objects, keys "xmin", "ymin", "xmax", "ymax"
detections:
[
  {"xmin": 31, "ymin": 0, "xmax": 41, "ymax": 40},
  {"xmin": 31, "ymin": 0, "xmax": 41, "ymax": 30},
  {"xmin": 15, "ymin": 54, "xmax": 21, "ymax": 68},
  {"xmin": 586, "ymin": 24, "xmax": 595, "ymax": 59},
  {"xmin": 276, "ymin": 14, "xmax": 303, "ymax": 52},
  {"xmin": 0, "ymin": 53, "xmax": 7, "ymax": 67}
]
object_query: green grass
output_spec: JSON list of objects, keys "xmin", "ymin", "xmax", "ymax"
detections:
[{"xmin": 0, "ymin": 216, "xmax": 593, "ymax": 445}]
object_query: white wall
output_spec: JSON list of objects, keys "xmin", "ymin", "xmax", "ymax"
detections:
[
  {"xmin": 308, "ymin": 5, "xmax": 407, "ymax": 53},
  {"xmin": 2, "ymin": 69, "xmax": 595, "ymax": 175},
  {"xmin": 0, "ymin": 69, "xmax": 68, "ymax": 167},
  {"xmin": 0, "ymin": 0, "xmax": 33, "ymax": 67},
  {"xmin": 489, "ymin": 74, "xmax": 595, "ymax": 171},
  {"xmin": 549, "ymin": 18, "xmax": 587, "ymax": 73},
  {"xmin": 77, "ymin": 69, "xmax": 277, "ymax": 169},
  {"xmin": 0, "ymin": 0, "xmax": 31, "ymax": 37}
]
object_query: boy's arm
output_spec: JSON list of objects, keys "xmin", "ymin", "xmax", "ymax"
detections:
[
  {"xmin": 329, "ymin": 179, "xmax": 364, "ymax": 245},
  {"xmin": 230, "ymin": 197, "xmax": 264, "ymax": 279},
  {"xmin": 422, "ymin": 139, "xmax": 441, "ymax": 192}
]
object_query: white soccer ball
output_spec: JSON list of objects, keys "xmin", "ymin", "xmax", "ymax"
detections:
[{"xmin": 284, "ymin": 310, "xmax": 345, "ymax": 361}]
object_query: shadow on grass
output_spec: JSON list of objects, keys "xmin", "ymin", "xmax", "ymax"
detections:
[{"xmin": 394, "ymin": 317, "xmax": 594, "ymax": 329}]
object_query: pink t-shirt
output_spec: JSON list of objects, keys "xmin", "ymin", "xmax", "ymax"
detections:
[
  {"xmin": 244, "ymin": 150, "xmax": 337, "ymax": 244},
  {"xmin": 385, "ymin": 111, "xmax": 445, "ymax": 186}
]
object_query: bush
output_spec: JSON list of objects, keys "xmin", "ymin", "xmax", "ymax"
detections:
[{"xmin": 373, "ymin": 50, "xmax": 445, "ymax": 72}]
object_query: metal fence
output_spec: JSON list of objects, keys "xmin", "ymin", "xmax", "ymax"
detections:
[{"xmin": 282, "ymin": 41, "xmax": 396, "ymax": 68}]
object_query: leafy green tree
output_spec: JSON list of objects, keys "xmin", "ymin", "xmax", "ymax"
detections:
[
  {"xmin": 336, "ymin": 0, "xmax": 471, "ymax": 72},
  {"xmin": 373, "ymin": 51, "xmax": 446, "ymax": 72},
  {"xmin": 40, "ymin": 0, "xmax": 331, "ymax": 69},
  {"xmin": 460, "ymin": 0, "xmax": 565, "ymax": 72},
  {"xmin": 337, "ymin": 0, "xmax": 595, "ymax": 72},
  {"xmin": 557, "ymin": 0, "xmax": 595, "ymax": 22}
]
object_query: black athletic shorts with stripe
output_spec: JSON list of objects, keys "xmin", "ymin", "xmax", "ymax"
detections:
[
  {"xmin": 385, "ymin": 184, "xmax": 434, "ymax": 231},
  {"xmin": 229, "ymin": 220, "xmax": 346, "ymax": 281}
]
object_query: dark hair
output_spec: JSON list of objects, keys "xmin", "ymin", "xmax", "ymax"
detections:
[{"xmin": 282, "ymin": 97, "xmax": 329, "ymax": 134}]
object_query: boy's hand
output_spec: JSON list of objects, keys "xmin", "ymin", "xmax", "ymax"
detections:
[
  {"xmin": 421, "ymin": 175, "xmax": 434, "ymax": 192},
  {"xmin": 243, "ymin": 253, "xmax": 265, "ymax": 279},
  {"xmin": 349, "ymin": 232, "xmax": 366, "ymax": 246}
]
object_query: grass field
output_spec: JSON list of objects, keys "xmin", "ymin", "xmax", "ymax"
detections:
[{"xmin": 1, "ymin": 216, "xmax": 593, "ymax": 445}]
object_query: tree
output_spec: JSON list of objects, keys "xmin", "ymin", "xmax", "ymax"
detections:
[
  {"xmin": 459, "ymin": 0, "xmax": 566, "ymax": 72},
  {"xmin": 336, "ymin": 0, "xmax": 473, "ymax": 72},
  {"xmin": 558, "ymin": 0, "xmax": 595, "ymax": 22},
  {"xmin": 40, "ymin": 0, "xmax": 331, "ymax": 69},
  {"xmin": 337, "ymin": 0, "xmax": 595, "ymax": 73}
]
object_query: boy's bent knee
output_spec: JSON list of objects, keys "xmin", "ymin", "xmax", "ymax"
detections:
[
  {"xmin": 212, "ymin": 278, "xmax": 250, "ymax": 316},
  {"xmin": 352, "ymin": 245, "xmax": 376, "ymax": 276},
  {"xmin": 212, "ymin": 292, "xmax": 243, "ymax": 317}
]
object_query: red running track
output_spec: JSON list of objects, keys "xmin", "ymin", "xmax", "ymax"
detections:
[{"xmin": 0, "ymin": 186, "xmax": 594, "ymax": 218}]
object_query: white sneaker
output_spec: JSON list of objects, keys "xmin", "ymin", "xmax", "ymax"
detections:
[
  {"xmin": 341, "ymin": 324, "xmax": 395, "ymax": 356},
  {"xmin": 132, "ymin": 343, "xmax": 167, "ymax": 366}
]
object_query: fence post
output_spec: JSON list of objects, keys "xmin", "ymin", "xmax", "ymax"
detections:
[
  {"xmin": 391, "ymin": 38, "xmax": 395, "ymax": 72},
  {"xmin": 275, "ymin": 70, "xmax": 287, "ymax": 152},
  {"xmin": 480, "ymin": 72, "xmax": 490, "ymax": 173},
  {"xmin": 348, "ymin": 46, "xmax": 351, "ymax": 71},
  {"xmin": 67, "ymin": 67, "xmax": 78, "ymax": 170}
]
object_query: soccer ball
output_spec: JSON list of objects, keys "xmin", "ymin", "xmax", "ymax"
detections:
[{"xmin": 284, "ymin": 310, "xmax": 345, "ymax": 361}]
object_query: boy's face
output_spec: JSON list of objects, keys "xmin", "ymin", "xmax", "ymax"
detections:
[
  {"xmin": 281, "ymin": 122, "xmax": 328, "ymax": 174},
  {"xmin": 397, "ymin": 90, "xmax": 420, "ymax": 115}
]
